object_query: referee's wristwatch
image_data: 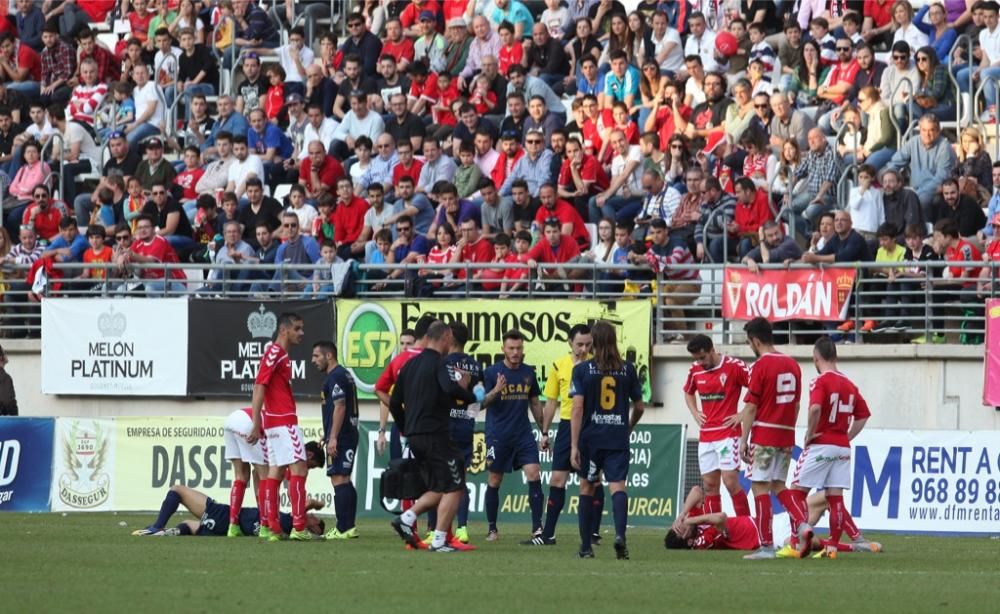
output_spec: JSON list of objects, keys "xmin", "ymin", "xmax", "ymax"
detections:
[{"xmin": 378, "ymin": 427, "xmax": 386, "ymax": 434}]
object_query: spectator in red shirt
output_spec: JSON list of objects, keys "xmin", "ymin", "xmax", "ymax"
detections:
[
  {"xmin": 729, "ymin": 177, "xmax": 775, "ymax": 259},
  {"xmin": 400, "ymin": 0, "xmax": 441, "ymax": 37},
  {"xmin": 816, "ymin": 37, "xmax": 860, "ymax": 134},
  {"xmin": 0, "ymin": 33, "xmax": 42, "ymax": 99},
  {"xmin": 392, "ymin": 139, "xmax": 424, "ymax": 187},
  {"xmin": 73, "ymin": 27, "xmax": 121, "ymax": 86},
  {"xmin": 557, "ymin": 137, "xmax": 608, "ymax": 220},
  {"xmin": 175, "ymin": 146, "xmax": 205, "ymax": 214},
  {"xmin": 491, "ymin": 131, "xmax": 524, "ymax": 190},
  {"xmin": 534, "ymin": 183, "xmax": 591, "ymax": 250},
  {"xmin": 332, "ymin": 177, "xmax": 370, "ymax": 259},
  {"xmin": 22, "ymin": 184, "xmax": 63, "ymax": 241},
  {"xmin": 299, "ymin": 140, "xmax": 344, "ymax": 204},
  {"xmin": 121, "ymin": 213, "xmax": 186, "ymax": 295},
  {"xmin": 928, "ymin": 218, "xmax": 983, "ymax": 344},
  {"xmin": 980, "ymin": 214, "xmax": 1000, "ymax": 297},
  {"xmin": 381, "ymin": 18, "xmax": 415, "ymax": 71},
  {"xmin": 455, "ymin": 217, "xmax": 493, "ymax": 281},
  {"xmin": 526, "ymin": 217, "xmax": 586, "ymax": 288}
]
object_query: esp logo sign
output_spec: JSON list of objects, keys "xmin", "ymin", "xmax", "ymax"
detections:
[
  {"xmin": 0, "ymin": 439, "xmax": 21, "ymax": 487},
  {"xmin": 341, "ymin": 304, "xmax": 397, "ymax": 393}
]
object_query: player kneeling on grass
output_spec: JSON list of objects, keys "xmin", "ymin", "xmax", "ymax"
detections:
[
  {"xmin": 570, "ymin": 320, "xmax": 644, "ymax": 560},
  {"xmin": 664, "ymin": 485, "xmax": 761, "ymax": 550},
  {"xmin": 132, "ymin": 483, "xmax": 325, "ymax": 538},
  {"xmin": 779, "ymin": 337, "xmax": 873, "ymax": 559},
  {"xmin": 312, "ymin": 340, "xmax": 362, "ymax": 540}
]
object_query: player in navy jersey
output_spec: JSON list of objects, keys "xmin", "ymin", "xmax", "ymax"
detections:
[
  {"xmin": 570, "ymin": 320, "xmax": 644, "ymax": 560},
  {"xmin": 424, "ymin": 321, "xmax": 483, "ymax": 545},
  {"xmin": 312, "ymin": 340, "xmax": 361, "ymax": 540},
  {"xmin": 481, "ymin": 329, "xmax": 548, "ymax": 542},
  {"xmin": 132, "ymin": 484, "xmax": 325, "ymax": 538}
]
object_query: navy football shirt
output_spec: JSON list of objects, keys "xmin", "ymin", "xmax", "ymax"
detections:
[
  {"xmin": 446, "ymin": 351, "xmax": 483, "ymax": 445},
  {"xmin": 483, "ymin": 361, "xmax": 540, "ymax": 439},
  {"xmin": 321, "ymin": 365, "xmax": 360, "ymax": 447},
  {"xmin": 570, "ymin": 360, "xmax": 642, "ymax": 451}
]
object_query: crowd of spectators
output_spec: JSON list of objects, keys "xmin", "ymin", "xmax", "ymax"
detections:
[{"xmin": 0, "ymin": 0, "xmax": 996, "ymax": 344}]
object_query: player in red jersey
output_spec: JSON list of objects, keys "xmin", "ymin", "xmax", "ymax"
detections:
[
  {"xmin": 248, "ymin": 312, "xmax": 308, "ymax": 541},
  {"xmin": 804, "ymin": 491, "xmax": 883, "ymax": 554},
  {"xmin": 664, "ymin": 486, "xmax": 761, "ymax": 551},
  {"xmin": 784, "ymin": 337, "xmax": 872, "ymax": 559},
  {"xmin": 684, "ymin": 335, "xmax": 752, "ymax": 517},
  {"xmin": 738, "ymin": 317, "xmax": 813, "ymax": 560}
]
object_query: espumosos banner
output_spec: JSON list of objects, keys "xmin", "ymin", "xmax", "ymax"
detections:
[{"xmin": 334, "ymin": 299, "xmax": 653, "ymax": 400}]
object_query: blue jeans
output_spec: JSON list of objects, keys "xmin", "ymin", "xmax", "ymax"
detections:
[
  {"xmin": 143, "ymin": 279, "xmax": 186, "ymax": 295},
  {"xmin": 588, "ymin": 195, "xmax": 643, "ymax": 225},
  {"xmin": 6, "ymin": 81, "xmax": 40, "ymax": 99},
  {"xmin": 957, "ymin": 65, "xmax": 1000, "ymax": 107},
  {"xmin": 708, "ymin": 236, "xmax": 735, "ymax": 263},
  {"xmin": 843, "ymin": 148, "xmax": 895, "ymax": 172},
  {"xmin": 784, "ymin": 191, "xmax": 834, "ymax": 235},
  {"xmin": 164, "ymin": 234, "xmax": 198, "ymax": 253},
  {"xmin": 165, "ymin": 83, "xmax": 216, "ymax": 116},
  {"xmin": 126, "ymin": 123, "xmax": 161, "ymax": 148}
]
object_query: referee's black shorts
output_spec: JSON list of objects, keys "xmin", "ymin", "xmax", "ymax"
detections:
[{"xmin": 407, "ymin": 432, "xmax": 466, "ymax": 494}]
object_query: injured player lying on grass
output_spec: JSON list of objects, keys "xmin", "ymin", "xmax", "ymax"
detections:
[
  {"xmin": 663, "ymin": 486, "xmax": 882, "ymax": 556},
  {"xmin": 131, "ymin": 484, "xmax": 326, "ymax": 538}
]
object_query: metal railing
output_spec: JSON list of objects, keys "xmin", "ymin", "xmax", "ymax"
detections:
[
  {"xmin": 0, "ymin": 260, "xmax": 993, "ymax": 345},
  {"xmin": 947, "ymin": 34, "xmax": 971, "ymax": 128},
  {"xmin": 973, "ymin": 73, "xmax": 1000, "ymax": 159},
  {"xmin": 888, "ymin": 76, "xmax": 915, "ymax": 151}
]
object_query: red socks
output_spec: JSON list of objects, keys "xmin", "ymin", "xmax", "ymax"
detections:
[
  {"xmin": 229, "ymin": 479, "xmax": 247, "ymax": 524},
  {"xmin": 754, "ymin": 494, "xmax": 773, "ymax": 546},
  {"xmin": 289, "ymin": 474, "xmax": 306, "ymax": 531},
  {"xmin": 261, "ymin": 478, "xmax": 280, "ymax": 533},
  {"xmin": 704, "ymin": 494, "xmax": 722, "ymax": 514},
  {"xmin": 777, "ymin": 489, "xmax": 809, "ymax": 527},
  {"xmin": 731, "ymin": 490, "xmax": 751, "ymax": 517},
  {"xmin": 826, "ymin": 494, "xmax": 846, "ymax": 545},
  {"xmin": 842, "ymin": 507, "xmax": 862, "ymax": 540},
  {"xmin": 820, "ymin": 538, "xmax": 854, "ymax": 552}
]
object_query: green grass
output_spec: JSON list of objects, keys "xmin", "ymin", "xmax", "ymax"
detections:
[{"xmin": 2, "ymin": 514, "xmax": 997, "ymax": 613}]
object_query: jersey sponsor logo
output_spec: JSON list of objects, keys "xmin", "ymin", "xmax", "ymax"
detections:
[{"xmin": 340, "ymin": 303, "xmax": 397, "ymax": 393}]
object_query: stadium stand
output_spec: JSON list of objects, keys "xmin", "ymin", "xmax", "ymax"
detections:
[{"xmin": 0, "ymin": 0, "xmax": 996, "ymax": 345}]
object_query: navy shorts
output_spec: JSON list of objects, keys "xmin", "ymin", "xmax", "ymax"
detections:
[
  {"xmin": 456, "ymin": 439, "xmax": 473, "ymax": 467},
  {"xmin": 486, "ymin": 430, "xmax": 539, "ymax": 474},
  {"xmin": 196, "ymin": 497, "xmax": 230, "ymax": 536},
  {"xmin": 326, "ymin": 440, "xmax": 359, "ymax": 477},
  {"xmin": 551, "ymin": 421, "xmax": 572, "ymax": 472},
  {"xmin": 577, "ymin": 447, "xmax": 629, "ymax": 483}
]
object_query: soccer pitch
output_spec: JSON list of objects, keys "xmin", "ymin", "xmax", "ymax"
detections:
[{"xmin": 3, "ymin": 514, "xmax": 996, "ymax": 613}]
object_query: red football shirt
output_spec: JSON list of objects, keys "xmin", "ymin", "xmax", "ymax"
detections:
[
  {"xmin": 808, "ymin": 370, "xmax": 871, "ymax": 447},
  {"xmin": 744, "ymin": 352, "xmax": 802, "ymax": 447},
  {"xmin": 331, "ymin": 196, "xmax": 370, "ymax": 245},
  {"xmin": 392, "ymin": 159, "xmax": 424, "ymax": 186},
  {"xmin": 691, "ymin": 512, "xmax": 760, "ymax": 550},
  {"xmin": 557, "ymin": 155, "xmax": 609, "ymax": 194},
  {"xmin": 945, "ymin": 239, "xmax": 982, "ymax": 286},
  {"xmin": 374, "ymin": 347, "xmax": 422, "ymax": 394},
  {"xmin": 255, "ymin": 342, "xmax": 298, "ymax": 428},
  {"xmin": 684, "ymin": 355, "xmax": 750, "ymax": 442},
  {"xmin": 534, "ymin": 199, "xmax": 591, "ymax": 249},
  {"xmin": 381, "ymin": 38, "xmax": 415, "ymax": 64},
  {"xmin": 174, "ymin": 168, "xmax": 205, "ymax": 200},
  {"xmin": 23, "ymin": 204, "xmax": 62, "ymax": 240},
  {"xmin": 130, "ymin": 235, "xmax": 185, "ymax": 279},
  {"xmin": 299, "ymin": 155, "xmax": 345, "ymax": 194}
]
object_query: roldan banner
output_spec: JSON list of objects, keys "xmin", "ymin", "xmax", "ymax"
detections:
[
  {"xmin": 847, "ymin": 429, "xmax": 1000, "ymax": 534},
  {"xmin": 90, "ymin": 417, "xmax": 686, "ymax": 527},
  {"xmin": 50, "ymin": 418, "xmax": 117, "ymax": 512},
  {"xmin": 334, "ymin": 299, "xmax": 652, "ymax": 400},
  {"xmin": 186, "ymin": 299, "xmax": 335, "ymax": 397},
  {"xmin": 984, "ymin": 299, "xmax": 1000, "ymax": 407},
  {"xmin": 722, "ymin": 267, "xmax": 857, "ymax": 322},
  {"xmin": 0, "ymin": 418, "xmax": 55, "ymax": 512},
  {"xmin": 41, "ymin": 299, "xmax": 189, "ymax": 395}
]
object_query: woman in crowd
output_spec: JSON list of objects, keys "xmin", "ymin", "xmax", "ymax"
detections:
[
  {"xmin": 956, "ymin": 127, "xmax": 993, "ymax": 201},
  {"xmin": 626, "ymin": 10, "xmax": 653, "ymax": 68},
  {"xmin": 847, "ymin": 86, "xmax": 896, "ymax": 171},
  {"xmin": 638, "ymin": 60, "xmax": 669, "ymax": 128},
  {"xmin": 771, "ymin": 138, "xmax": 804, "ymax": 207},
  {"xmin": 914, "ymin": 2, "xmax": 958, "ymax": 63},
  {"xmin": 599, "ymin": 13, "xmax": 633, "ymax": 70},
  {"xmin": 789, "ymin": 40, "xmax": 826, "ymax": 117},
  {"xmin": 891, "ymin": 0, "xmax": 930, "ymax": 52},
  {"xmin": 911, "ymin": 46, "xmax": 955, "ymax": 122},
  {"xmin": 5, "ymin": 141, "xmax": 50, "ymax": 206},
  {"xmin": 664, "ymin": 134, "xmax": 693, "ymax": 187},
  {"xmin": 739, "ymin": 128, "xmax": 776, "ymax": 190}
]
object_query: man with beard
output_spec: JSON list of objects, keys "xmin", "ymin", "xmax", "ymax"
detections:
[
  {"xmin": 879, "ymin": 169, "xmax": 923, "ymax": 241},
  {"xmin": 681, "ymin": 72, "xmax": 732, "ymax": 143},
  {"xmin": 741, "ymin": 221, "xmax": 804, "ymax": 272}
]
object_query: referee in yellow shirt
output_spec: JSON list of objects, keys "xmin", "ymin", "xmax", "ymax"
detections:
[{"xmin": 522, "ymin": 324, "xmax": 596, "ymax": 546}]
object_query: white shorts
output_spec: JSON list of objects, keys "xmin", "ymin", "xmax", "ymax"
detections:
[
  {"xmin": 745, "ymin": 444, "xmax": 793, "ymax": 483},
  {"xmin": 264, "ymin": 424, "xmax": 307, "ymax": 467},
  {"xmin": 792, "ymin": 444, "xmax": 852, "ymax": 490},
  {"xmin": 698, "ymin": 437, "xmax": 741, "ymax": 474},
  {"xmin": 223, "ymin": 411, "xmax": 265, "ymax": 465}
]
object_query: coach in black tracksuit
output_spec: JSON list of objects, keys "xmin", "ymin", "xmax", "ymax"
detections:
[{"xmin": 389, "ymin": 321, "xmax": 477, "ymax": 550}]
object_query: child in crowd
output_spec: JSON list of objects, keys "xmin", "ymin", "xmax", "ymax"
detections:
[
  {"xmin": 500, "ymin": 229, "xmax": 533, "ymax": 296},
  {"xmin": 175, "ymin": 146, "xmax": 205, "ymax": 221},
  {"xmin": 497, "ymin": 20, "xmax": 524, "ymax": 77},
  {"xmin": 218, "ymin": 191, "xmax": 240, "ymax": 227},
  {"xmin": 98, "ymin": 82, "xmax": 136, "ymax": 142},
  {"xmin": 92, "ymin": 187, "xmax": 117, "ymax": 230},
  {"xmin": 747, "ymin": 23, "xmax": 774, "ymax": 75},
  {"xmin": 364, "ymin": 228, "xmax": 393, "ymax": 291},
  {"xmin": 454, "ymin": 141, "xmax": 482, "ymax": 199},
  {"xmin": 350, "ymin": 136, "xmax": 373, "ymax": 193},
  {"xmin": 312, "ymin": 193, "xmax": 336, "ymax": 242},
  {"xmin": 847, "ymin": 164, "xmax": 884, "ymax": 241},
  {"xmin": 124, "ymin": 176, "xmax": 145, "ymax": 232},
  {"xmin": 83, "ymin": 225, "xmax": 112, "ymax": 285},
  {"xmin": 469, "ymin": 74, "xmax": 498, "ymax": 116},
  {"xmin": 286, "ymin": 184, "xmax": 318, "ymax": 235},
  {"xmin": 865, "ymin": 222, "xmax": 906, "ymax": 333},
  {"xmin": 480, "ymin": 233, "xmax": 517, "ymax": 291},
  {"xmin": 890, "ymin": 223, "xmax": 939, "ymax": 333},
  {"xmin": 310, "ymin": 240, "xmax": 337, "ymax": 297}
]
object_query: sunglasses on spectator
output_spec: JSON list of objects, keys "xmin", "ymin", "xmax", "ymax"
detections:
[
  {"xmin": 754, "ymin": 104, "xmax": 768, "ymax": 109},
  {"xmin": 115, "ymin": 234, "xmax": 130, "ymax": 241},
  {"xmin": 917, "ymin": 56, "xmax": 930, "ymax": 63},
  {"xmin": 526, "ymin": 139, "xmax": 543, "ymax": 144},
  {"xmin": 893, "ymin": 54, "xmax": 907, "ymax": 60},
  {"xmin": 282, "ymin": 222, "xmax": 298, "ymax": 228},
  {"xmin": 836, "ymin": 46, "xmax": 851, "ymax": 52},
  {"xmin": 152, "ymin": 190, "xmax": 166, "ymax": 195},
  {"xmin": 348, "ymin": 21, "xmax": 363, "ymax": 28}
]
